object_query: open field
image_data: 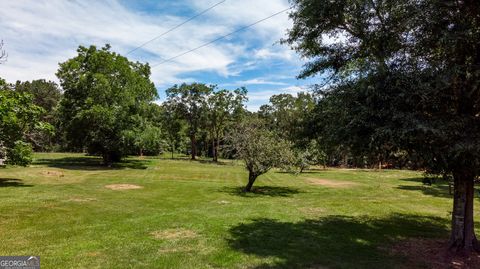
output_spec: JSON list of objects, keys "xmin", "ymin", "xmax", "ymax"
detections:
[{"xmin": 0, "ymin": 153, "xmax": 479, "ymax": 268}]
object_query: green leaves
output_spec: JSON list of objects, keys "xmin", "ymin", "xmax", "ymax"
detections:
[
  {"xmin": 56, "ymin": 45, "xmax": 157, "ymax": 164},
  {"xmin": 0, "ymin": 87, "xmax": 42, "ymax": 166},
  {"xmin": 228, "ymin": 118, "xmax": 294, "ymax": 177}
]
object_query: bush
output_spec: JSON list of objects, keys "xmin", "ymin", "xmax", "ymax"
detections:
[{"xmin": 6, "ymin": 141, "xmax": 33, "ymax": 166}]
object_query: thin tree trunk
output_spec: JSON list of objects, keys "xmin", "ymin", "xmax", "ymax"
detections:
[
  {"xmin": 212, "ymin": 138, "xmax": 219, "ymax": 162},
  {"xmin": 449, "ymin": 171, "xmax": 479, "ymax": 254},
  {"xmin": 171, "ymin": 144, "xmax": 174, "ymax": 159},
  {"xmin": 216, "ymin": 138, "xmax": 220, "ymax": 161},
  {"xmin": 212, "ymin": 139, "xmax": 217, "ymax": 162},
  {"xmin": 190, "ymin": 135, "xmax": 196, "ymax": 160},
  {"xmin": 244, "ymin": 172, "xmax": 257, "ymax": 192}
]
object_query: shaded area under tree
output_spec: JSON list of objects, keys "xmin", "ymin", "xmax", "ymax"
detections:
[{"xmin": 228, "ymin": 214, "xmax": 449, "ymax": 269}]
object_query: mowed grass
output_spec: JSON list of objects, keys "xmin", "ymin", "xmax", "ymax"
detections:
[{"xmin": 0, "ymin": 153, "xmax": 479, "ymax": 268}]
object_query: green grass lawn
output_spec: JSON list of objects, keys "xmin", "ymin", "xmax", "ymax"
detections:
[{"xmin": 0, "ymin": 153, "xmax": 478, "ymax": 268}]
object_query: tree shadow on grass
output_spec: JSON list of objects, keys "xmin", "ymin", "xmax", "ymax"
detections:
[
  {"xmin": 228, "ymin": 214, "xmax": 449, "ymax": 269},
  {"xmin": 0, "ymin": 178, "xmax": 33, "ymax": 187},
  {"xmin": 220, "ymin": 186, "xmax": 302, "ymax": 198},
  {"xmin": 33, "ymin": 156, "xmax": 149, "ymax": 170},
  {"xmin": 396, "ymin": 185, "xmax": 453, "ymax": 198},
  {"xmin": 397, "ymin": 177, "xmax": 480, "ymax": 200}
]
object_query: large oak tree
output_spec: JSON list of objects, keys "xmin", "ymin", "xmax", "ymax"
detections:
[
  {"xmin": 285, "ymin": 0, "xmax": 480, "ymax": 253},
  {"xmin": 56, "ymin": 45, "xmax": 157, "ymax": 164}
]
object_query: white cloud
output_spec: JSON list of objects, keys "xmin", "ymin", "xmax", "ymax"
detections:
[
  {"xmin": 0, "ymin": 0, "xmax": 296, "ymax": 86},
  {"xmin": 245, "ymin": 85, "xmax": 310, "ymax": 111},
  {"xmin": 0, "ymin": 0, "xmax": 317, "ymax": 110}
]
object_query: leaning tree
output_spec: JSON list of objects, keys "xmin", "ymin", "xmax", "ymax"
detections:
[{"xmin": 285, "ymin": 0, "xmax": 480, "ymax": 253}]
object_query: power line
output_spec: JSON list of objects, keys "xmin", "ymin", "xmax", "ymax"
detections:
[
  {"xmin": 126, "ymin": 0, "xmax": 227, "ymax": 55},
  {"xmin": 150, "ymin": 7, "xmax": 292, "ymax": 68}
]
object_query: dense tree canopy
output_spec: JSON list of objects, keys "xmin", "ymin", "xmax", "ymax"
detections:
[
  {"xmin": 14, "ymin": 79, "xmax": 61, "ymax": 151},
  {"xmin": 0, "ymin": 82, "xmax": 44, "ymax": 165},
  {"xmin": 56, "ymin": 44, "xmax": 157, "ymax": 164},
  {"xmin": 286, "ymin": 0, "xmax": 480, "ymax": 253},
  {"xmin": 166, "ymin": 83, "xmax": 213, "ymax": 160},
  {"xmin": 207, "ymin": 87, "xmax": 248, "ymax": 162}
]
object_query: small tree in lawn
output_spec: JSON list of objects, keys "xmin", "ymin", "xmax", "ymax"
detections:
[{"xmin": 228, "ymin": 118, "xmax": 293, "ymax": 192}]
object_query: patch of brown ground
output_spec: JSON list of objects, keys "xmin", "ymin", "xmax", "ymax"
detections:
[
  {"xmin": 41, "ymin": 170, "xmax": 64, "ymax": 177},
  {"xmin": 104, "ymin": 184, "xmax": 143, "ymax": 190},
  {"xmin": 299, "ymin": 207, "xmax": 326, "ymax": 217},
  {"xmin": 389, "ymin": 238, "xmax": 480, "ymax": 269},
  {"xmin": 305, "ymin": 178, "xmax": 357, "ymax": 188},
  {"xmin": 151, "ymin": 228, "xmax": 197, "ymax": 240},
  {"xmin": 216, "ymin": 200, "xmax": 230, "ymax": 204}
]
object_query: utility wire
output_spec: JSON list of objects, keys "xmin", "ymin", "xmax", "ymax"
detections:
[
  {"xmin": 150, "ymin": 7, "xmax": 292, "ymax": 68},
  {"xmin": 126, "ymin": 0, "xmax": 227, "ymax": 55}
]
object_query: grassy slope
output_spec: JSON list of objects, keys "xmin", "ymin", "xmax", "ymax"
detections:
[{"xmin": 0, "ymin": 153, "xmax": 478, "ymax": 268}]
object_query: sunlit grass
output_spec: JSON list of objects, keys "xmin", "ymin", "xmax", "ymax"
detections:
[{"xmin": 0, "ymin": 153, "xmax": 477, "ymax": 268}]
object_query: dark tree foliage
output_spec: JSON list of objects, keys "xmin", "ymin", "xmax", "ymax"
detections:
[
  {"xmin": 0, "ymin": 82, "xmax": 44, "ymax": 166},
  {"xmin": 56, "ymin": 45, "xmax": 157, "ymax": 165},
  {"xmin": 166, "ymin": 83, "xmax": 213, "ymax": 160},
  {"xmin": 259, "ymin": 92, "xmax": 315, "ymax": 149},
  {"xmin": 207, "ymin": 87, "xmax": 248, "ymax": 162},
  {"xmin": 161, "ymin": 100, "xmax": 187, "ymax": 159},
  {"xmin": 14, "ymin": 80, "xmax": 61, "ymax": 151},
  {"xmin": 285, "ymin": 0, "xmax": 480, "ymax": 253}
]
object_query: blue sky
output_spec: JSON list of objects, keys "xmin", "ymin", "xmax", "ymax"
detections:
[{"xmin": 0, "ymin": 0, "xmax": 320, "ymax": 110}]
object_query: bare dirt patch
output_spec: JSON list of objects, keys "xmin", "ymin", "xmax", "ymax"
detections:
[
  {"xmin": 299, "ymin": 207, "xmax": 326, "ymax": 217},
  {"xmin": 389, "ymin": 238, "xmax": 480, "ymax": 269},
  {"xmin": 305, "ymin": 178, "xmax": 357, "ymax": 188},
  {"xmin": 151, "ymin": 228, "xmax": 197, "ymax": 240},
  {"xmin": 217, "ymin": 200, "xmax": 230, "ymax": 205},
  {"xmin": 104, "ymin": 184, "xmax": 143, "ymax": 190},
  {"xmin": 41, "ymin": 170, "xmax": 64, "ymax": 177}
]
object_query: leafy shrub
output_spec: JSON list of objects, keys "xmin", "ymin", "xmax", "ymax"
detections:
[{"xmin": 6, "ymin": 141, "xmax": 33, "ymax": 166}]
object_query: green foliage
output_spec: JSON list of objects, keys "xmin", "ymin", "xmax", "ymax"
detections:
[
  {"xmin": 161, "ymin": 100, "xmax": 187, "ymax": 158},
  {"xmin": 286, "ymin": 0, "xmax": 480, "ymax": 249},
  {"xmin": 228, "ymin": 117, "xmax": 294, "ymax": 190},
  {"xmin": 259, "ymin": 92, "xmax": 315, "ymax": 147},
  {"xmin": 165, "ymin": 83, "xmax": 213, "ymax": 159},
  {"xmin": 56, "ymin": 44, "xmax": 157, "ymax": 164},
  {"xmin": 206, "ymin": 87, "xmax": 248, "ymax": 161},
  {"xmin": 6, "ymin": 141, "xmax": 33, "ymax": 166},
  {"xmin": 124, "ymin": 121, "xmax": 164, "ymax": 156},
  {"xmin": 14, "ymin": 79, "xmax": 61, "ymax": 151},
  {"xmin": 0, "ymin": 85, "xmax": 44, "ymax": 166}
]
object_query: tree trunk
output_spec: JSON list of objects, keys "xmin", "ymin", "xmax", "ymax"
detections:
[
  {"xmin": 171, "ymin": 145, "xmax": 174, "ymax": 159},
  {"xmin": 449, "ymin": 171, "xmax": 479, "ymax": 254},
  {"xmin": 102, "ymin": 152, "xmax": 111, "ymax": 167},
  {"xmin": 190, "ymin": 135, "xmax": 196, "ymax": 160},
  {"xmin": 213, "ymin": 138, "xmax": 219, "ymax": 162},
  {"xmin": 212, "ymin": 139, "xmax": 217, "ymax": 162},
  {"xmin": 244, "ymin": 172, "xmax": 257, "ymax": 192}
]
